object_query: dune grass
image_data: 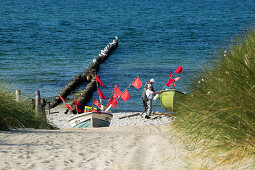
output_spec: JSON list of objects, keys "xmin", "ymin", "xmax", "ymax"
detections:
[
  {"xmin": 173, "ymin": 29, "xmax": 255, "ymax": 168},
  {"xmin": 0, "ymin": 84, "xmax": 54, "ymax": 130}
]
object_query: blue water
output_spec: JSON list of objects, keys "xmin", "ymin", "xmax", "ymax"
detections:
[{"xmin": 1, "ymin": 0, "xmax": 255, "ymax": 112}]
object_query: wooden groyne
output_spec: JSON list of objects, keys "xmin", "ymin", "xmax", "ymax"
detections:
[
  {"xmin": 67, "ymin": 77, "xmax": 97, "ymax": 114},
  {"xmin": 50, "ymin": 37, "xmax": 118, "ymax": 109}
]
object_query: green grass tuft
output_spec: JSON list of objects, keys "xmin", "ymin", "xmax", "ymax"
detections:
[
  {"xmin": 173, "ymin": 29, "xmax": 255, "ymax": 167},
  {"xmin": 0, "ymin": 84, "xmax": 55, "ymax": 130}
]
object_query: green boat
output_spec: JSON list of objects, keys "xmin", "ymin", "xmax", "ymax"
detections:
[{"xmin": 160, "ymin": 89, "xmax": 186, "ymax": 112}]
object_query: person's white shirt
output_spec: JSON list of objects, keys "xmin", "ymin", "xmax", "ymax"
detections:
[{"xmin": 146, "ymin": 89, "xmax": 153, "ymax": 100}]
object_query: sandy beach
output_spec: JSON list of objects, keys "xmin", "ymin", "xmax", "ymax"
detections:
[{"xmin": 0, "ymin": 107, "xmax": 188, "ymax": 170}]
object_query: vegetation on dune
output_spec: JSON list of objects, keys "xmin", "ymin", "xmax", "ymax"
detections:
[
  {"xmin": 173, "ymin": 29, "xmax": 255, "ymax": 168},
  {"xmin": 0, "ymin": 84, "xmax": 54, "ymax": 130}
]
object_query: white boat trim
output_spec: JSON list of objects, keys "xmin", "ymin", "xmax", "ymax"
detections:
[{"xmin": 69, "ymin": 111, "xmax": 113, "ymax": 128}]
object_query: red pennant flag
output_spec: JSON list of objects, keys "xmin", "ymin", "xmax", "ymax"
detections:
[
  {"xmin": 74, "ymin": 98, "xmax": 81, "ymax": 106},
  {"xmin": 174, "ymin": 65, "xmax": 183, "ymax": 74},
  {"xmin": 107, "ymin": 96, "xmax": 118, "ymax": 108},
  {"xmin": 174, "ymin": 77, "xmax": 181, "ymax": 81},
  {"xmin": 95, "ymin": 73, "xmax": 104, "ymax": 86},
  {"xmin": 166, "ymin": 78, "xmax": 175, "ymax": 87},
  {"xmin": 131, "ymin": 76, "xmax": 143, "ymax": 89},
  {"xmin": 93, "ymin": 98, "xmax": 101, "ymax": 109},
  {"xmin": 65, "ymin": 104, "xmax": 73, "ymax": 110},
  {"xmin": 113, "ymin": 85, "xmax": 122, "ymax": 96},
  {"xmin": 121, "ymin": 89, "xmax": 130, "ymax": 102},
  {"xmin": 59, "ymin": 95, "xmax": 66, "ymax": 103},
  {"xmin": 113, "ymin": 93, "xmax": 121, "ymax": 99},
  {"xmin": 97, "ymin": 87, "xmax": 106, "ymax": 100},
  {"xmin": 112, "ymin": 85, "xmax": 122, "ymax": 100},
  {"xmin": 77, "ymin": 108, "xmax": 82, "ymax": 113}
]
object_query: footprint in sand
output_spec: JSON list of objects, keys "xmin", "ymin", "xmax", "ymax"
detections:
[
  {"xmin": 41, "ymin": 160, "xmax": 50, "ymax": 163},
  {"xmin": 79, "ymin": 152, "xmax": 85, "ymax": 156}
]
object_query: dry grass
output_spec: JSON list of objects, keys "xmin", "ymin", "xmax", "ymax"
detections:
[{"xmin": 173, "ymin": 29, "xmax": 255, "ymax": 168}]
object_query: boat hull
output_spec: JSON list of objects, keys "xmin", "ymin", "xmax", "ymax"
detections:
[
  {"xmin": 69, "ymin": 112, "xmax": 113, "ymax": 128},
  {"xmin": 160, "ymin": 89, "xmax": 186, "ymax": 112}
]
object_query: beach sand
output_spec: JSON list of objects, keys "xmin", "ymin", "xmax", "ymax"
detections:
[{"xmin": 0, "ymin": 106, "xmax": 188, "ymax": 170}]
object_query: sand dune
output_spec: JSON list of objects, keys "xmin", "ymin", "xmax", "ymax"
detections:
[{"xmin": 0, "ymin": 126, "xmax": 187, "ymax": 170}]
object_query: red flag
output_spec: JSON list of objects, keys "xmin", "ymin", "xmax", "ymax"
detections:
[
  {"xmin": 93, "ymin": 98, "xmax": 101, "ymax": 109},
  {"xmin": 95, "ymin": 73, "xmax": 104, "ymax": 86},
  {"xmin": 59, "ymin": 95, "xmax": 66, "ymax": 103},
  {"xmin": 77, "ymin": 108, "xmax": 82, "ymax": 113},
  {"xmin": 174, "ymin": 65, "xmax": 183, "ymax": 74},
  {"xmin": 113, "ymin": 93, "xmax": 121, "ymax": 99},
  {"xmin": 169, "ymin": 73, "xmax": 174, "ymax": 77},
  {"xmin": 107, "ymin": 96, "xmax": 118, "ymax": 108},
  {"xmin": 74, "ymin": 98, "xmax": 81, "ymax": 106},
  {"xmin": 113, "ymin": 85, "xmax": 122, "ymax": 99},
  {"xmin": 65, "ymin": 104, "xmax": 73, "ymax": 110},
  {"xmin": 113, "ymin": 85, "xmax": 122, "ymax": 95},
  {"xmin": 166, "ymin": 78, "xmax": 175, "ymax": 87},
  {"xmin": 121, "ymin": 89, "xmax": 130, "ymax": 102},
  {"xmin": 131, "ymin": 76, "xmax": 143, "ymax": 89},
  {"xmin": 174, "ymin": 77, "xmax": 181, "ymax": 81},
  {"xmin": 97, "ymin": 87, "xmax": 106, "ymax": 100}
]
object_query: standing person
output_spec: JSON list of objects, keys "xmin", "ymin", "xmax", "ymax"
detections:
[
  {"xmin": 142, "ymin": 78, "xmax": 155, "ymax": 112},
  {"xmin": 145, "ymin": 84, "xmax": 161, "ymax": 119},
  {"xmin": 145, "ymin": 78, "xmax": 155, "ymax": 92}
]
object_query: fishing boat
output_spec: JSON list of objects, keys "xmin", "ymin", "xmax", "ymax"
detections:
[
  {"xmin": 69, "ymin": 111, "xmax": 113, "ymax": 128},
  {"xmin": 160, "ymin": 89, "xmax": 186, "ymax": 112}
]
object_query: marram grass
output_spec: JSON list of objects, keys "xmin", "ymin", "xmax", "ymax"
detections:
[
  {"xmin": 0, "ymin": 84, "xmax": 54, "ymax": 130},
  {"xmin": 173, "ymin": 29, "xmax": 255, "ymax": 168}
]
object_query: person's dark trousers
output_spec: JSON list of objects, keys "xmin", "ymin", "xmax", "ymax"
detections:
[{"xmin": 142, "ymin": 98, "xmax": 148, "ymax": 112}]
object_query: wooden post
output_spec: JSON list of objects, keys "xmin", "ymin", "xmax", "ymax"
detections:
[
  {"xmin": 41, "ymin": 98, "xmax": 46, "ymax": 115},
  {"xmin": 15, "ymin": 90, "xmax": 21, "ymax": 102},
  {"xmin": 47, "ymin": 102, "xmax": 51, "ymax": 114},
  {"xmin": 35, "ymin": 90, "xmax": 41, "ymax": 114}
]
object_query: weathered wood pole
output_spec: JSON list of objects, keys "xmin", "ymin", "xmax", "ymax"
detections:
[
  {"xmin": 50, "ymin": 74, "xmax": 84, "ymax": 108},
  {"xmin": 15, "ymin": 90, "xmax": 21, "ymax": 102},
  {"xmin": 40, "ymin": 98, "xmax": 46, "ymax": 115},
  {"xmin": 47, "ymin": 102, "xmax": 51, "ymax": 114},
  {"xmin": 68, "ymin": 77, "xmax": 97, "ymax": 114},
  {"xmin": 35, "ymin": 90, "xmax": 41, "ymax": 114}
]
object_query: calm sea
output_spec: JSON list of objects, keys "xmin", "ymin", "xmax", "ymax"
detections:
[{"xmin": 1, "ymin": 0, "xmax": 255, "ymax": 112}]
